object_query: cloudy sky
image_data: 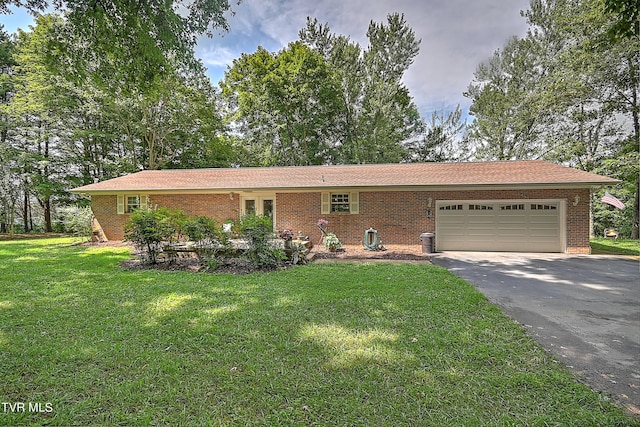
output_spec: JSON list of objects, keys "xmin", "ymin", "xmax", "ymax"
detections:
[{"xmin": 3, "ymin": 0, "xmax": 531, "ymax": 118}]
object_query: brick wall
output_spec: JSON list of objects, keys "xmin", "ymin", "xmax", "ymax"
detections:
[
  {"xmin": 275, "ymin": 188, "xmax": 591, "ymax": 254},
  {"xmin": 92, "ymin": 195, "xmax": 126, "ymax": 240},
  {"xmin": 91, "ymin": 194, "xmax": 239, "ymax": 240},
  {"xmin": 92, "ymin": 187, "xmax": 591, "ymax": 253}
]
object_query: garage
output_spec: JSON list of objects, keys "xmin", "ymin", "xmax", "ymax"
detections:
[{"xmin": 435, "ymin": 200, "xmax": 565, "ymax": 252}]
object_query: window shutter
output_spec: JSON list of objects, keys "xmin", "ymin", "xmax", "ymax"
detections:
[
  {"xmin": 140, "ymin": 195, "xmax": 148, "ymax": 211},
  {"xmin": 321, "ymin": 192, "xmax": 330, "ymax": 214},
  {"xmin": 117, "ymin": 195, "xmax": 124, "ymax": 214},
  {"xmin": 350, "ymin": 192, "xmax": 359, "ymax": 214}
]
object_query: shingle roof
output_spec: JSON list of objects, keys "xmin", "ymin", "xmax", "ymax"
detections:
[{"xmin": 70, "ymin": 160, "xmax": 618, "ymax": 193}]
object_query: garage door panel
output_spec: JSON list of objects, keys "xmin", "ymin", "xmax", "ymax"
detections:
[{"xmin": 436, "ymin": 200, "xmax": 563, "ymax": 253}]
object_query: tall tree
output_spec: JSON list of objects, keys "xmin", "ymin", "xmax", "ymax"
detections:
[
  {"xmin": 1, "ymin": 0, "xmax": 237, "ymax": 90},
  {"xmin": 300, "ymin": 13, "xmax": 423, "ymax": 164},
  {"xmin": 0, "ymin": 24, "xmax": 20, "ymax": 234},
  {"xmin": 464, "ymin": 36, "xmax": 545, "ymax": 160},
  {"xmin": 3, "ymin": 14, "xmax": 233, "ymax": 233},
  {"xmin": 466, "ymin": 0, "xmax": 638, "ymax": 237},
  {"xmin": 525, "ymin": 0, "xmax": 638, "ymax": 238},
  {"xmin": 408, "ymin": 105, "xmax": 468, "ymax": 162},
  {"xmin": 222, "ymin": 43, "xmax": 342, "ymax": 166},
  {"xmin": 116, "ymin": 70, "xmax": 231, "ymax": 170}
]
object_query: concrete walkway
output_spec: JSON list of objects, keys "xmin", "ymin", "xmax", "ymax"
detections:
[{"xmin": 431, "ymin": 252, "xmax": 640, "ymax": 415}]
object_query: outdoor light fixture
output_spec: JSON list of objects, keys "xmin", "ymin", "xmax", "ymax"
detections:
[
  {"xmin": 426, "ymin": 209, "xmax": 433, "ymax": 219},
  {"xmin": 573, "ymin": 195, "xmax": 580, "ymax": 206},
  {"xmin": 229, "ymin": 192, "xmax": 234, "ymax": 200}
]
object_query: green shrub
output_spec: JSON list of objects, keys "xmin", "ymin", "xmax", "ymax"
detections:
[
  {"xmin": 182, "ymin": 216, "xmax": 231, "ymax": 267},
  {"xmin": 236, "ymin": 213, "xmax": 285, "ymax": 268},
  {"xmin": 124, "ymin": 208, "xmax": 176, "ymax": 264}
]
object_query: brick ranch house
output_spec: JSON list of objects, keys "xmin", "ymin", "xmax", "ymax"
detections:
[{"xmin": 70, "ymin": 160, "xmax": 618, "ymax": 254}]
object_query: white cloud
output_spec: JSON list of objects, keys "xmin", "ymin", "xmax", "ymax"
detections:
[
  {"xmin": 197, "ymin": 45, "xmax": 242, "ymax": 68},
  {"xmin": 199, "ymin": 0, "xmax": 531, "ymax": 116}
]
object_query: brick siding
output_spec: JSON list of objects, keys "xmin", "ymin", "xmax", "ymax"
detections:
[
  {"xmin": 275, "ymin": 188, "xmax": 591, "ymax": 254},
  {"xmin": 92, "ymin": 187, "xmax": 591, "ymax": 253},
  {"xmin": 91, "ymin": 194, "xmax": 239, "ymax": 240}
]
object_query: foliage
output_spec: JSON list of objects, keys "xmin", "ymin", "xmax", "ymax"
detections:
[
  {"xmin": 53, "ymin": 205, "xmax": 92, "ymax": 239},
  {"xmin": 235, "ymin": 212, "xmax": 285, "ymax": 267},
  {"xmin": 116, "ymin": 71, "xmax": 232, "ymax": 170},
  {"xmin": 222, "ymin": 43, "xmax": 342, "ymax": 166},
  {"xmin": 280, "ymin": 229, "xmax": 308, "ymax": 265},
  {"xmin": 222, "ymin": 13, "xmax": 423, "ymax": 166},
  {"xmin": 300, "ymin": 13, "xmax": 423, "ymax": 164},
  {"xmin": 408, "ymin": 105, "xmax": 469, "ymax": 162},
  {"xmin": 123, "ymin": 207, "xmax": 176, "ymax": 264},
  {"xmin": 604, "ymin": 0, "xmax": 640, "ymax": 39},
  {"xmin": 1, "ymin": 14, "xmax": 233, "ymax": 233},
  {"xmin": 0, "ymin": 238, "xmax": 637, "ymax": 425},
  {"xmin": 182, "ymin": 215, "xmax": 231, "ymax": 264},
  {"xmin": 2, "ymin": 0, "xmax": 236, "ymax": 91},
  {"xmin": 591, "ymin": 152, "xmax": 638, "ymax": 238},
  {"xmin": 464, "ymin": 36, "xmax": 545, "ymax": 160}
]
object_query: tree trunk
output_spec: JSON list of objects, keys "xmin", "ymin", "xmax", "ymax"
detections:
[
  {"xmin": 43, "ymin": 198, "xmax": 52, "ymax": 233},
  {"xmin": 630, "ymin": 55, "xmax": 640, "ymax": 240},
  {"xmin": 633, "ymin": 172, "xmax": 639, "ymax": 240},
  {"xmin": 23, "ymin": 190, "xmax": 29, "ymax": 232}
]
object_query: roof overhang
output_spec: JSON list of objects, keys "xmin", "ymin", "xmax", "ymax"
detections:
[{"xmin": 70, "ymin": 181, "xmax": 613, "ymax": 197}]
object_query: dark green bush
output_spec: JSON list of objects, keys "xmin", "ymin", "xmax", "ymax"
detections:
[
  {"xmin": 124, "ymin": 208, "xmax": 176, "ymax": 264},
  {"xmin": 236, "ymin": 213, "xmax": 285, "ymax": 268},
  {"xmin": 182, "ymin": 216, "xmax": 231, "ymax": 266}
]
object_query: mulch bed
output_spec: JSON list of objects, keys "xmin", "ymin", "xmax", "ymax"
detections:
[
  {"xmin": 311, "ymin": 244, "xmax": 431, "ymax": 261},
  {"xmin": 86, "ymin": 241, "xmax": 432, "ymax": 274},
  {"xmin": 120, "ymin": 257, "xmax": 285, "ymax": 275}
]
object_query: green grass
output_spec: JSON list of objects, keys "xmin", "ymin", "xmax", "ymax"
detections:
[
  {"xmin": 591, "ymin": 237, "xmax": 640, "ymax": 256},
  {"xmin": 1, "ymin": 238, "xmax": 637, "ymax": 426}
]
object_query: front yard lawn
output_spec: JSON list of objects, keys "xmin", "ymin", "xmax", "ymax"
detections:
[
  {"xmin": 591, "ymin": 237, "xmax": 640, "ymax": 256},
  {"xmin": 1, "ymin": 238, "xmax": 637, "ymax": 426}
]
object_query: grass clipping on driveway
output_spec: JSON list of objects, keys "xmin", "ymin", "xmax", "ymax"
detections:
[{"xmin": 1, "ymin": 238, "xmax": 637, "ymax": 426}]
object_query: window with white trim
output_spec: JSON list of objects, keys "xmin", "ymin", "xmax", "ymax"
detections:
[
  {"xmin": 127, "ymin": 196, "xmax": 140, "ymax": 213},
  {"xmin": 321, "ymin": 192, "xmax": 359, "ymax": 214},
  {"xmin": 331, "ymin": 193, "xmax": 350, "ymax": 213},
  {"xmin": 117, "ymin": 194, "xmax": 148, "ymax": 214}
]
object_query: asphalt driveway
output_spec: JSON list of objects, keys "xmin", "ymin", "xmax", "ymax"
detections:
[{"xmin": 431, "ymin": 252, "xmax": 640, "ymax": 414}]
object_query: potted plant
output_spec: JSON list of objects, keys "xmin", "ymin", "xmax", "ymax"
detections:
[
  {"xmin": 280, "ymin": 229, "xmax": 294, "ymax": 249},
  {"xmin": 323, "ymin": 232, "xmax": 342, "ymax": 252}
]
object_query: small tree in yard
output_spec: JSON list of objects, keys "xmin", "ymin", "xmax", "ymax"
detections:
[
  {"xmin": 236, "ymin": 213, "xmax": 285, "ymax": 268},
  {"xmin": 124, "ymin": 207, "xmax": 175, "ymax": 264},
  {"xmin": 55, "ymin": 206, "xmax": 93, "ymax": 241}
]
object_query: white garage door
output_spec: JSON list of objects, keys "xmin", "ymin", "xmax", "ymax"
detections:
[{"xmin": 436, "ymin": 200, "xmax": 564, "ymax": 252}]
